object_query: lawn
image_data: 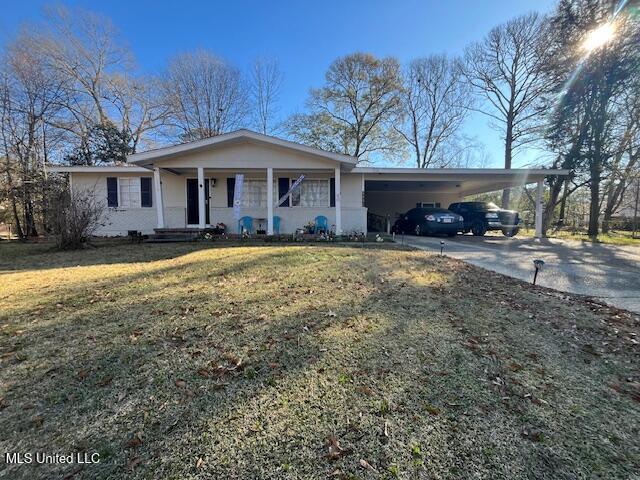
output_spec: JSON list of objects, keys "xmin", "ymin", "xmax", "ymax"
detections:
[
  {"xmin": 0, "ymin": 242, "xmax": 638, "ymax": 479},
  {"xmin": 506, "ymin": 227, "xmax": 640, "ymax": 246}
]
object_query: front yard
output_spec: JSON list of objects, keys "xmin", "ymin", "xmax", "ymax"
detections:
[{"xmin": 0, "ymin": 242, "xmax": 638, "ymax": 479}]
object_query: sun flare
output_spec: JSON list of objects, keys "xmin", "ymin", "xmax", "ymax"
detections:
[{"xmin": 582, "ymin": 23, "xmax": 616, "ymax": 53}]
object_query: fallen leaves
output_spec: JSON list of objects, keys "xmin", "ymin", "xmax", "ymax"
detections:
[
  {"xmin": 521, "ymin": 427, "xmax": 544, "ymax": 442},
  {"xmin": 96, "ymin": 375, "xmax": 113, "ymax": 387},
  {"xmin": 126, "ymin": 432, "xmax": 143, "ymax": 448},
  {"xmin": 326, "ymin": 436, "xmax": 352, "ymax": 460},
  {"xmin": 610, "ymin": 381, "xmax": 640, "ymax": 403},
  {"xmin": 127, "ymin": 456, "xmax": 142, "ymax": 471},
  {"xmin": 424, "ymin": 404, "xmax": 441, "ymax": 416},
  {"xmin": 359, "ymin": 458, "xmax": 378, "ymax": 473}
]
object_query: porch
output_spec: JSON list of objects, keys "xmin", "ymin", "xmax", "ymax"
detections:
[{"xmin": 151, "ymin": 166, "xmax": 360, "ymax": 235}]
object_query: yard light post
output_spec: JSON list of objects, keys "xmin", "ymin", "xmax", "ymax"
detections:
[
  {"xmin": 440, "ymin": 240, "xmax": 445, "ymax": 256},
  {"xmin": 532, "ymin": 259, "xmax": 545, "ymax": 285}
]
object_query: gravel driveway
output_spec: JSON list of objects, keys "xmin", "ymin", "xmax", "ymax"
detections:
[{"xmin": 402, "ymin": 233, "xmax": 640, "ymax": 314}]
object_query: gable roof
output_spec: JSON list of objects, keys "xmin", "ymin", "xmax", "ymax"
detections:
[{"xmin": 127, "ymin": 129, "xmax": 358, "ymax": 166}]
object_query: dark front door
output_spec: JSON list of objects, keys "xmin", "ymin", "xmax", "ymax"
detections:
[{"xmin": 186, "ymin": 178, "xmax": 210, "ymax": 225}]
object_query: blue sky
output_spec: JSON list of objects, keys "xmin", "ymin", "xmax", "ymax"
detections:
[{"xmin": 1, "ymin": 0, "xmax": 558, "ymax": 167}]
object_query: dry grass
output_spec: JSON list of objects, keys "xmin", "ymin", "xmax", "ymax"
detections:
[
  {"xmin": 506, "ymin": 227, "xmax": 640, "ymax": 246},
  {"xmin": 0, "ymin": 242, "xmax": 638, "ymax": 479}
]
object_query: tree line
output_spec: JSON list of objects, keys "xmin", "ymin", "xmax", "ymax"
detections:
[{"xmin": 1, "ymin": 0, "xmax": 639, "ymax": 239}]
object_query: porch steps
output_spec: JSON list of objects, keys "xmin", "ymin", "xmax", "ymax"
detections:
[{"xmin": 145, "ymin": 228, "xmax": 201, "ymax": 243}]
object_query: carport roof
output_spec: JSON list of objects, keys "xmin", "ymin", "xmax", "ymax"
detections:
[
  {"xmin": 353, "ymin": 167, "xmax": 568, "ymax": 177},
  {"xmin": 355, "ymin": 167, "xmax": 569, "ymax": 196}
]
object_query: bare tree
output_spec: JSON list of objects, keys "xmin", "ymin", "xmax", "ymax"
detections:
[
  {"xmin": 289, "ymin": 52, "xmax": 402, "ymax": 162},
  {"xmin": 601, "ymin": 82, "xmax": 640, "ymax": 232},
  {"xmin": 250, "ymin": 58, "xmax": 283, "ymax": 135},
  {"xmin": 0, "ymin": 33, "xmax": 68, "ymax": 237},
  {"xmin": 544, "ymin": 0, "xmax": 640, "ymax": 237},
  {"xmin": 397, "ymin": 55, "xmax": 472, "ymax": 168},
  {"xmin": 462, "ymin": 13, "xmax": 550, "ymax": 208},
  {"xmin": 161, "ymin": 50, "xmax": 248, "ymax": 141},
  {"xmin": 37, "ymin": 6, "xmax": 133, "ymax": 146},
  {"xmin": 105, "ymin": 73, "xmax": 170, "ymax": 152}
]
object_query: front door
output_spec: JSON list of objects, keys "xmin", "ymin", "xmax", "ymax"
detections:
[{"xmin": 186, "ymin": 178, "xmax": 210, "ymax": 225}]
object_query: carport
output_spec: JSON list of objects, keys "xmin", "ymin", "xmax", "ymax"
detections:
[{"xmin": 353, "ymin": 168, "xmax": 569, "ymax": 237}]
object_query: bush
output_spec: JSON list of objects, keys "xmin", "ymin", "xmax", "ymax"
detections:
[{"xmin": 51, "ymin": 188, "xmax": 105, "ymax": 249}]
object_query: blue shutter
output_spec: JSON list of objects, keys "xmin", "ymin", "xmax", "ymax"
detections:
[
  {"xmin": 278, "ymin": 177, "xmax": 290, "ymax": 207},
  {"xmin": 107, "ymin": 177, "xmax": 118, "ymax": 207},
  {"xmin": 330, "ymin": 178, "xmax": 335, "ymax": 207},
  {"xmin": 226, "ymin": 177, "xmax": 235, "ymax": 207},
  {"xmin": 140, "ymin": 177, "xmax": 152, "ymax": 207}
]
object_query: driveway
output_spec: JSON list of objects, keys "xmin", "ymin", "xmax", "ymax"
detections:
[{"xmin": 402, "ymin": 233, "xmax": 640, "ymax": 314}]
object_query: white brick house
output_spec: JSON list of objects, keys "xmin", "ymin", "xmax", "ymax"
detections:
[{"xmin": 49, "ymin": 130, "xmax": 567, "ymax": 237}]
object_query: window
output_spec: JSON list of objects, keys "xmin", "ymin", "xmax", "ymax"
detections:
[
  {"xmin": 119, "ymin": 178, "xmax": 141, "ymax": 208},
  {"xmin": 291, "ymin": 179, "xmax": 330, "ymax": 207},
  {"xmin": 236, "ymin": 179, "xmax": 279, "ymax": 208},
  {"xmin": 107, "ymin": 177, "xmax": 152, "ymax": 208}
]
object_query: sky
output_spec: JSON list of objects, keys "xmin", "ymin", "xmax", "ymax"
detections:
[{"xmin": 0, "ymin": 0, "xmax": 558, "ymax": 167}]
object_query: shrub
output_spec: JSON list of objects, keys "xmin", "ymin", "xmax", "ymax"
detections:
[{"xmin": 50, "ymin": 187, "xmax": 105, "ymax": 249}]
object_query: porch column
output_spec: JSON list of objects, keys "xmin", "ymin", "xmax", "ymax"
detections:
[
  {"xmin": 535, "ymin": 179, "xmax": 544, "ymax": 239},
  {"xmin": 335, "ymin": 167, "xmax": 342, "ymax": 235},
  {"xmin": 362, "ymin": 174, "xmax": 368, "ymax": 235},
  {"xmin": 153, "ymin": 167, "xmax": 164, "ymax": 229},
  {"xmin": 197, "ymin": 167, "xmax": 205, "ymax": 229},
  {"xmin": 267, "ymin": 167, "xmax": 274, "ymax": 235}
]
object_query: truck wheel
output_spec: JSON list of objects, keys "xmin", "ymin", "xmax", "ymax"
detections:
[
  {"xmin": 502, "ymin": 227, "xmax": 519, "ymax": 237},
  {"xmin": 471, "ymin": 221, "xmax": 487, "ymax": 236}
]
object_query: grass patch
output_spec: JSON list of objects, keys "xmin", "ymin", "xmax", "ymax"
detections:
[
  {"xmin": 510, "ymin": 227, "xmax": 640, "ymax": 246},
  {"xmin": 0, "ymin": 242, "xmax": 638, "ymax": 479}
]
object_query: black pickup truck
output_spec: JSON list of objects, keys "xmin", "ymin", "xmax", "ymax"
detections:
[{"xmin": 448, "ymin": 201, "xmax": 520, "ymax": 237}]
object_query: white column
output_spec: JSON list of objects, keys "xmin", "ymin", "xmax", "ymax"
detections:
[
  {"xmin": 535, "ymin": 179, "xmax": 544, "ymax": 239},
  {"xmin": 197, "ymin": 167, "xmax": 205, "ymax": 229},
  {"xmin": 335, "ymin": 167, "xmax": 342, "ymax": 235},
  {"xmin": 153, "ymin": 168, "xmax": 164, "ymax": 229},
  {"xmin": 267, "ymin": 167, "xmax": 274, "ymax": 235},
  {"xmin": 362, "ymin": 173, "xmax": 367, "ymax": 235}
]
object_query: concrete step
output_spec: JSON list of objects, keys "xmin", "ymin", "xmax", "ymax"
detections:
[{"xmin": 145, "ymin": 234, "xmax": 198, "ymax": 243}]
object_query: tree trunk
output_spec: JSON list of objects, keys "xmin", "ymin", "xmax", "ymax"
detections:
[
  {"xmin": 587, "ymin": 159, "xmax": 601, "ymax": 237},
  {"xmin": 10, "ymin": 190, "xmax": 24, "ymax": 239},
  {"xmin": 558, "ymin": 180, "xmax": 569, "ymax": 228},
  {"xmin": 502, "ymin": 115, "xmax": 514, "ymax": 209},
  {"xmin": 542, "ymin": 177, "xmax": 564, "ymax": 234}
]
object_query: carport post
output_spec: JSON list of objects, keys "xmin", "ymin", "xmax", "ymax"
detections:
[{"xmin": 535, "ymin": 179, "xmax": 543, "ymax": 239}]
